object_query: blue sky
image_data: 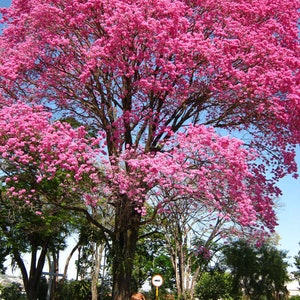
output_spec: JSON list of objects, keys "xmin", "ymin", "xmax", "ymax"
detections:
[
  {"xmin": 1, "ymin": 0, "xmax": 299, "ymax": 269},
  {"xmin": 277, "ymin": 148, "xmax": 300, "ymax": 267},
  {"xmin": 1, "ymin": 0, "xmax": 10, "ymax": 7}
]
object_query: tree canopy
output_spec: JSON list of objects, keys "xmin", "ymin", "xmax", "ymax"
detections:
[
  {"xmin": 223, "ymin": 240, "xmax": 290, "ymax": 300},
  {"xmin": 293, "ymin": 244, "xmax": 300, "ymax": 286},
  {"xmin": 0, "ymin": 0, "xmax": 299, "ymax": 298}
]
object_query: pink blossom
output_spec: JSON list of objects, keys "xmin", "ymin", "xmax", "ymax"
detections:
[
  {"xmin": 0, "ymin": 102, "xmax": 103, "ymax": 205},
  {"xmin": 0, "ymin": 0, "xmax": 299, "ymax": 248}
]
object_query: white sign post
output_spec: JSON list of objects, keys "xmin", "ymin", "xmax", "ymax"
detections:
[
  {"xmin": 42, "ymin": 261, "xmax": 64, "ymax": 300},
  {"xmin": 152, "ymin": 274, "xmax": 163, "ymax": 300}
]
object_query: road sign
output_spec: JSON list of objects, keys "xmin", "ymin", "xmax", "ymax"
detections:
[{"xmin": 151, "ymin": 274, "xmax": 163, "ymax": 287}]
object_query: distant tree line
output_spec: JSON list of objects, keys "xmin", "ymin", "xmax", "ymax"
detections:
[{"xmin": 1, "ymin": 209, "xmax": 299, "ymax": 300}]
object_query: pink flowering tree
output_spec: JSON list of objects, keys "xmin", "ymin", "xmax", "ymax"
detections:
[
  {"xmin": 116, "ymin": 125, "xmax": 280, "ymax": 299},
  {"xmin": 0, "ymin": 102, "xmax": 103, "ymax": 299},
  {"xmin": 0, "ymin": 0, "xmax": 299, "ymax": 299}
]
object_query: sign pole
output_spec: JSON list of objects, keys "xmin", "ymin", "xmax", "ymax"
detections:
[
  {"xmin": 152, "ymin": 274, "xmax": 163, "ymax": 300},
  {"xmin": 42, "ymin": 261, "xmax": 64, "ymax": 300}
]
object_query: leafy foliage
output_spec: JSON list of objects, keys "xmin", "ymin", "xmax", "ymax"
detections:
[
  {"xmin": 55, "ymin": 279, "xmax": 91, "ymax": 300},
  {"xmin": 195, "ymin": 270, "xmax": 235, "ymax": 300},
  {"xmin": 0, "ymin": 282, "xmax": 26, "ymax": 300},
  {"xmin": 223, "ymin": 240, "xmax": 290, "ymax": 300},
  {"xmin": 293, "ymin": 243, "xmax": 300, "ymax": 284}
]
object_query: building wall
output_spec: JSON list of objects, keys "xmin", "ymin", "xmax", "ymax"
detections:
[{"xmin": 287, "ymin": 280, "xmax": 300, "ymax": 297}]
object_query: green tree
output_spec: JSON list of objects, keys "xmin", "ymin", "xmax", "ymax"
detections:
[
  {"xmin": 223, "ymin": 240, "xmax": 290, "ymax": 300},
  {"xmin": 0, "ymin": 282, "xmax": 26, "ymax": 300},
  {"xmin": 75, "ymin": 219, "xmax": 107, "ymax": 300},
  {"xmin": 0, "ymin": 235, "xmax": 9, "ymax": 274},
  {"xmin": 195, "ymin": 270, "xmax": 235, "ymax": 300},
  {"xmin": 293, "ymin": 244, "xmax": 300, "ymax": 286},
  {"xmin": 55, "ymin": 279, "xmax": 91, "ymax": 300},
  {"xmin": 156, "ymin": 199, "xmax": 235, "ymax": 300},
  {"xmin": 131, "ymin": 224, "xmax": 175, "ymax": 293},
  {"xmin": 0, "ymin": 190, "xmax": 76, "ymax": 300}
]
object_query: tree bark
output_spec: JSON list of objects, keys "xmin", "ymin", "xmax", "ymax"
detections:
[
  {"xmin": 91, "ymin": 243, "xmax": 104, "ymax": 300},
  {"xmin": 111, "ymin": 196, "xmax": 141, "ymax": 300},
  {"xmin": 14, "ymin": 241, "xmax": 49, "ymax": 300},
  {"xmin": 63, "ymin": 243, "xmax": 79, "ymax": 279}
]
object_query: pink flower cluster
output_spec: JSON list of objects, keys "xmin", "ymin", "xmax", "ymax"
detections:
[
  {"xmin": 0, "ymin": 102, "xmax": 102, "ymax": 205},
  {"xmin": 0, "ymin": 0, "xmax": 298, "ymax": 156},
  {"xmin": 106, "ymin": 125, "xmax": 277, "ymax": 231},
  {"xmin": 0, "ymin": 103, "xmax": 277, "ymax": 233},
  {"xmin": 195, "ymin": 245, "xmax": 212, "ymax": 260}
]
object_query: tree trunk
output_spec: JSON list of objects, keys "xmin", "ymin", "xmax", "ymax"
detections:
[
  {"xmin": 14, "ymin": 241, "xmax": 48, "ymax": 300},
  {"xmin": 111, "ymin": 196, "xmax": 141, "ymax": 300},
  {"xmin": 91, "ymin": 243, "xmax": 104, "ymax": 300},
  {"xmin": 63, "ymin": 243, "xmax": 79, "ymax": 279}
]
